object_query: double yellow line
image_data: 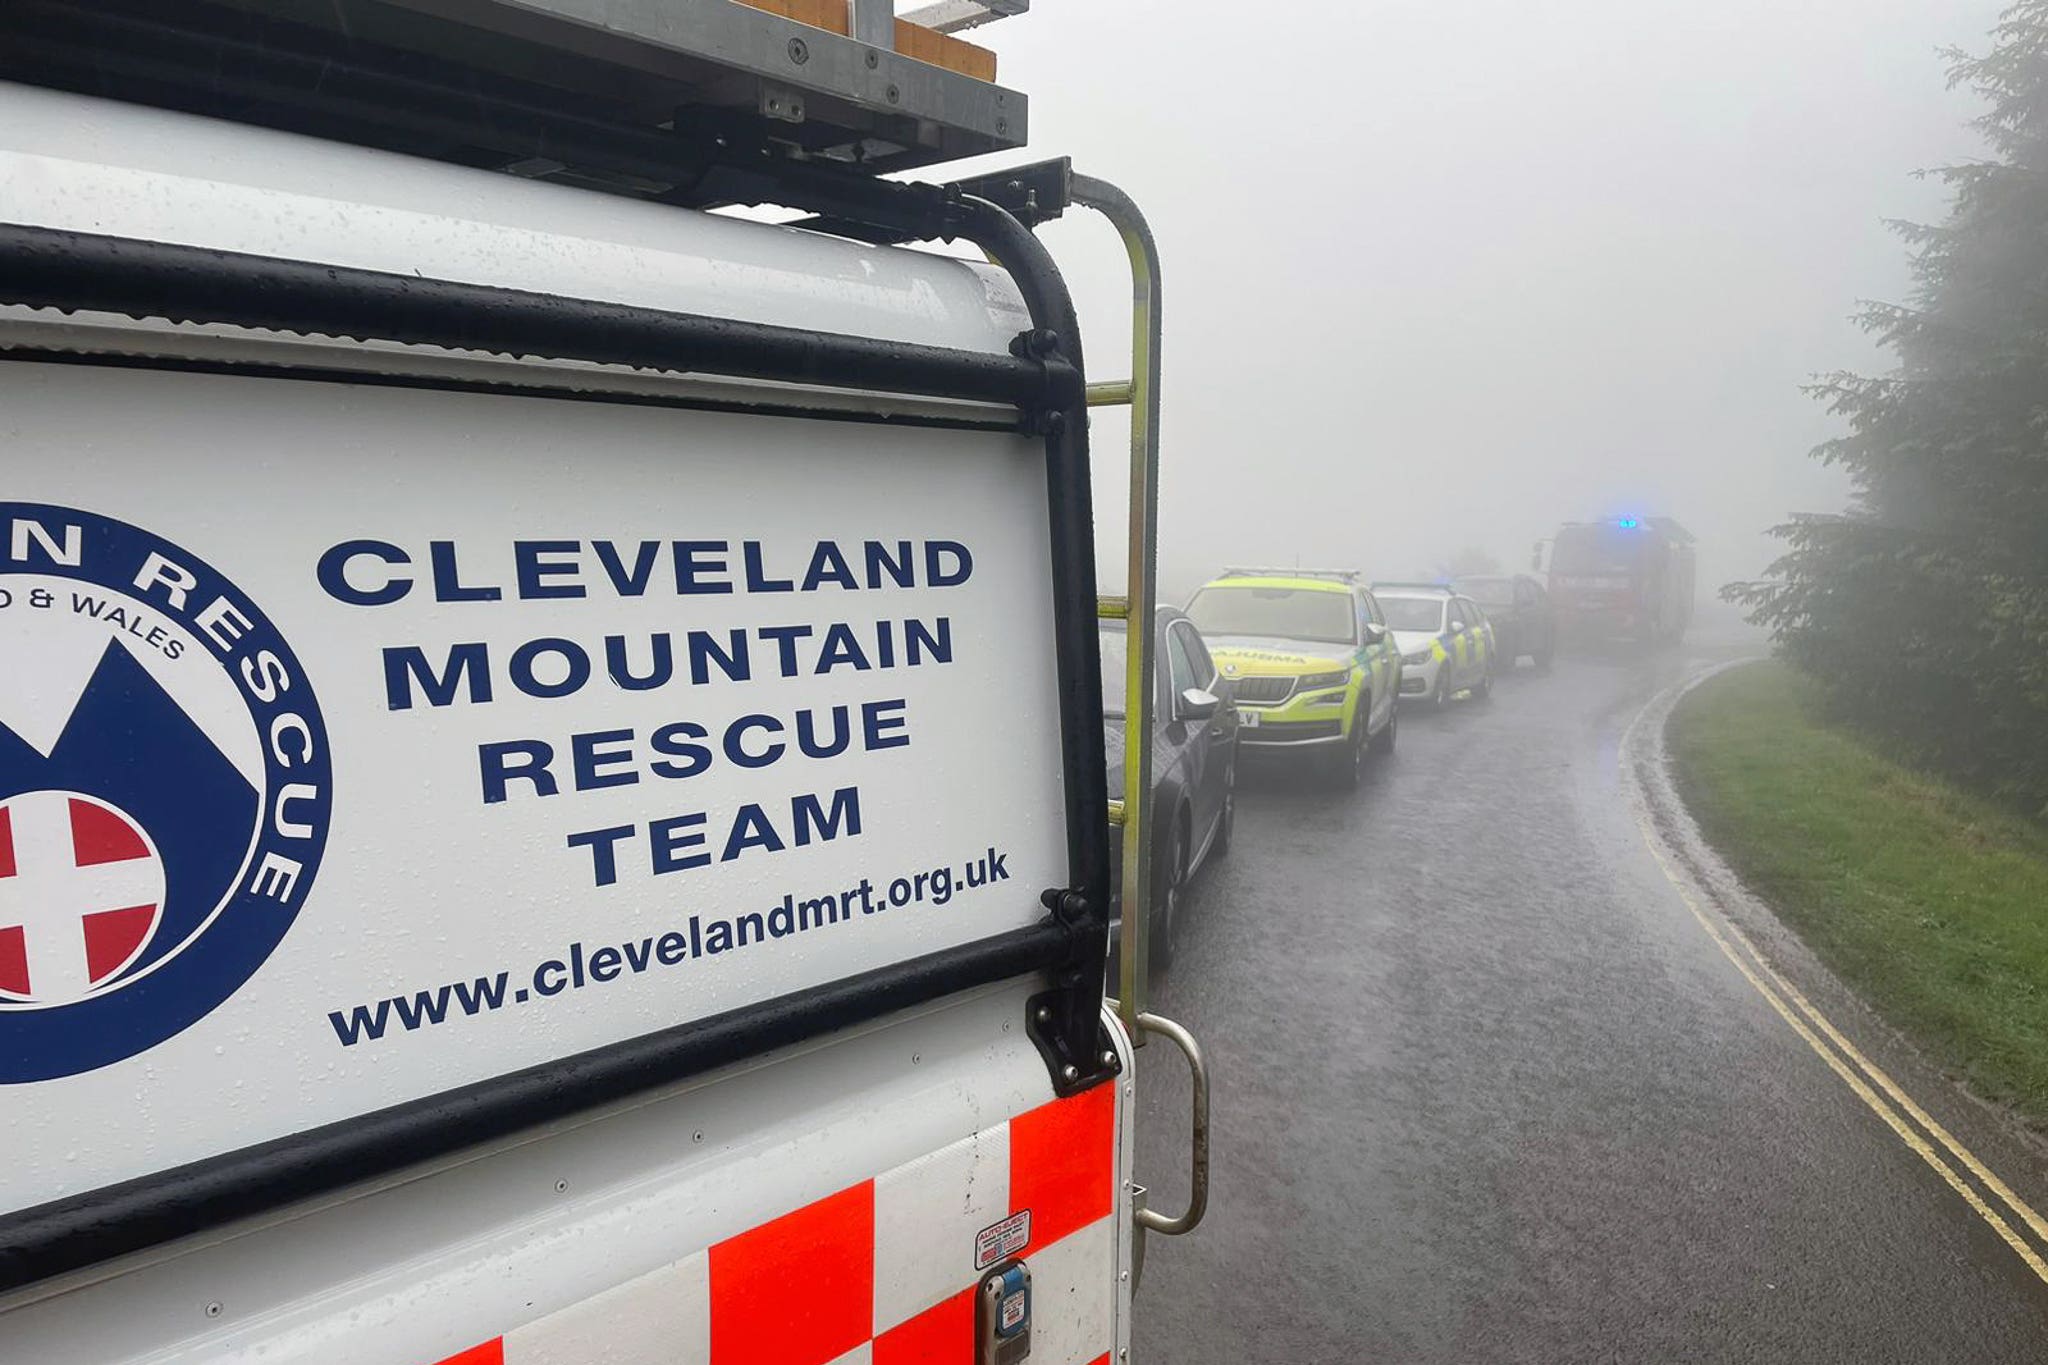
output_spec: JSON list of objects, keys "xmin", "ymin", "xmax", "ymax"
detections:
[{"xmin": 1624, "ymin": 673, "xmax": 2048, "ymax": 1285}]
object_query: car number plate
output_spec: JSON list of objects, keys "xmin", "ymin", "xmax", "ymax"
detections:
[{"xmin": 1238, "ymin": 709, "xmax": 1260, "ymax": 728}]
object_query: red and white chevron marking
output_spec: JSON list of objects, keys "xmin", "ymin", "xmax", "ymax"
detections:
[{"xmin": 430, "ymin": 1084, "xmax": 1119, "ymax": 1365}]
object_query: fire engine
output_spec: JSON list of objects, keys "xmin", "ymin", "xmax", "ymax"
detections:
[{"xmin": 1544, "ymin": 516, "xmax": 1698, "ymax": 648}]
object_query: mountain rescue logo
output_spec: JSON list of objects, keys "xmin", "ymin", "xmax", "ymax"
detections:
[{"xmin": 0, "ymin": 503, "xmax": 331, "ymax": 1082}]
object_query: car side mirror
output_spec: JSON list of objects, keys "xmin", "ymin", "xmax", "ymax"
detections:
[
  {"xmin": 1449, "ymin": 619, "xmax": 1466, "ymax": 633},
  {"xmin": 1177, "ymin": 687, "xmax": 1219, "ymax": 723},
  {"xmin": 1362, "ymin": 623, "xmax": 1387, "ymax": 645}
]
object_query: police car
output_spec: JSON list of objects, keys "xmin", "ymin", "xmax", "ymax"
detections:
[
  {"xmin": 1184, "ymin": 568, "xmax": 1400, "ymax": 787},
  {"xmin": 1373, "ymin": 583, "xmax": 1497, "ymax": 708}
]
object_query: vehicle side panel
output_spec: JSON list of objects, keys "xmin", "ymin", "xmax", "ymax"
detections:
[{"xmin": 0, "ymin": 989, "xmax": 1134, "ymax": 1365}]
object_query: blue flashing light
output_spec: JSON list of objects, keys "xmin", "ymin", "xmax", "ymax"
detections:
[{"xmin": 1615, "ymin": 517, "xmax": 1640, "ymax": 529}]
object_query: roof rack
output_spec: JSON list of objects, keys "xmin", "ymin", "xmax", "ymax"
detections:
[
  {"xmin": 0, "ymin": 0, "xmax": 1031, "ymax": 202},
  {"xmin": 1219, "ymin": 566, "xmax": 1361, "ymax": 583}
]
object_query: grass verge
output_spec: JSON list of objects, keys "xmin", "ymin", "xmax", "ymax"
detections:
[{"xmin": 1668, "ymin": 659, "xmax": 2048, "ymax": 1126}]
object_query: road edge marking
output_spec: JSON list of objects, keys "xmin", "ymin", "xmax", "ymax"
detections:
[
  {"xmin": 1620, "ymin": 660, "xmax": 2048, "ymax": 1285},
  {"xmin": 1712, "ymin": 903, "xmax": 2048, "ymax": 1252}
]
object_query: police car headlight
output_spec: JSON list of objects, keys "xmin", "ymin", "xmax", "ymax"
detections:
[
  {"xmin": 1402, "ymin": 651, "xmax": 1434, "ymax": 667},
  {"xmin": 1297, "ymin": 669, "xmax": 1349, "ymax": 691}
]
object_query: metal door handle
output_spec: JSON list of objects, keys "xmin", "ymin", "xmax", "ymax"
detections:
[{"xmin": 1133, "ymin": 1011, "xmax": 1208, "ymax": 1236}]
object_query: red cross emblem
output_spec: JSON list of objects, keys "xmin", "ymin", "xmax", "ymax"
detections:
[{"xmin": 0, "ymin": 791, "xmax": 166, "ymax": 1005}]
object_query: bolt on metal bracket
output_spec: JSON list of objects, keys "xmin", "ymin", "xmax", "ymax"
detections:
[{"xmin": 1024, "ymin": 989, "xmax": 1120, "ymax": 1097}]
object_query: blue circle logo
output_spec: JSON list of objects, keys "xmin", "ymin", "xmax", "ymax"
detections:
[{"xmin": 0, "ymin": 503, "xmax": 332, "ymax": 1081}]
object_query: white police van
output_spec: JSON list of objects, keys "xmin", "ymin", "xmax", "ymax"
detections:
[{"xmin": 0, "ymin": 3, "xmax": 1203, "ymax": 1360}]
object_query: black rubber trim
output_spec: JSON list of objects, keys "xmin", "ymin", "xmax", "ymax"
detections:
[
  {"xmin": 0, "ymin": 923, "xmax": 1070, "ymax": 1292},
  {"xmin": 0, "ymin": 225, "xmax": 1081, "ymax": 413},
  {"xmin": 0, "ymin": 350, "xmax": 1024, "ymax": 434},
  {"xmin": 958, "ymin": 198, "xmax": 1115, "ymax": 1092}
]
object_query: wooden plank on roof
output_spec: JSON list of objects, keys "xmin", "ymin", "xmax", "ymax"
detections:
[{"xmin": 727, "ymin": 0, "xmax": 998, "ymax": 80}]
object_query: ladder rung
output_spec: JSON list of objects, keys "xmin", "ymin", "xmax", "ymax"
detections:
[
  {"xmin": 1087, "ymin": 380, "xmax": 1133, "ymax": 407},
  {"xmin": 1097, "ymin": 595, "xmax": 1129, "ymax": 619}
]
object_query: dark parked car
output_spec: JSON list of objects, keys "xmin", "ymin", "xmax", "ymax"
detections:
[
  {"xmin": 1453, "ymin": 573, "xmax": 1556, "ymax": 670},
  {"xmin": 1100, "ymin": 605, "xmax": 1237, "ymax": 971}
]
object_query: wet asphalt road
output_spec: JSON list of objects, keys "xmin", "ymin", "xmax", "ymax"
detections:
[{"xmin": 1128, "ymin": 623, "xmax": 2048, "ymax": 1363}]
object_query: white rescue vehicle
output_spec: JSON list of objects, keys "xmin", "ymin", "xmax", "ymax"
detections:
[{"xmin": 0, "ymin": 3, "xmax": 1205, "ymax": 1361}]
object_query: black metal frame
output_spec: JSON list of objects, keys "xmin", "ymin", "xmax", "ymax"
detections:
[
  {"xmin": 0, "ymin": 172, "xmax": 1113, "ymax": 1289},
  {"xmin": 0, "ymin": 925, "xmax": 1069, "ymax": 1290}
]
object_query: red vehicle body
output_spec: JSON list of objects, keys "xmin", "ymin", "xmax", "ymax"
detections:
[{"xmin": 1546, "ymin": 517, "xmax": 1696, "ymax": 646}]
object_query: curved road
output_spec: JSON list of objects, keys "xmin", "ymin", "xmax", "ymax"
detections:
[{"xmin": 1129, "ymin": 621, "xmax": 2048, "ymax": 1363}]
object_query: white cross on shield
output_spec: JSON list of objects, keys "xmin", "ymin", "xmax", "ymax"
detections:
[{"xmin": 0, "ymin": 790, "xmax": 166, "ymax": 1005}]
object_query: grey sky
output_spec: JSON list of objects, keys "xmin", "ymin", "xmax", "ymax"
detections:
[{"xmin": 942, "ymin": 0, "xmax": 2003, "ymax": 599}]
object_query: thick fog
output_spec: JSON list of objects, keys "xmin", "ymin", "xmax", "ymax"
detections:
[{"xmin": 942, "ymin": 0, "xmax": 2002, "ymax": 602}]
